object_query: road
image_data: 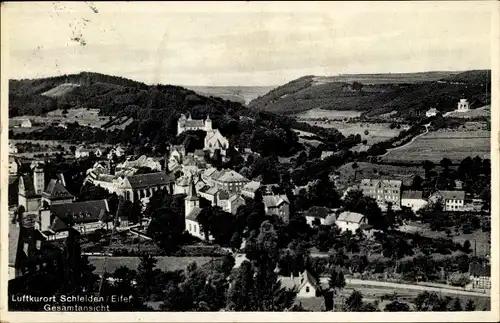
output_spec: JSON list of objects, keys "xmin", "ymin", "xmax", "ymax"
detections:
[
  {"xmin": 381, "ymin": 123, "xmax": 431, "ymax": 157},
  {"xmin": 318, "ymin": 277, "xmax": 490, "ymax": 298}
]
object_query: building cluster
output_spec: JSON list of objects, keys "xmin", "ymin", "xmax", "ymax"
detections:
[{"xmin": 425, "ymin": 98, "xmax": 470, "ymax": 117}]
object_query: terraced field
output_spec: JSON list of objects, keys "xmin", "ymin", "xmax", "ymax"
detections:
[{"xmin": 381, "ymin": 125, "xmax": 490, "ymax": 163}]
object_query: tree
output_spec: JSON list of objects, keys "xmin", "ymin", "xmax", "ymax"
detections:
[
  {"xmin": 465, "ymin": 299, "xmax": 475, "ymax": 311},
  {"xmin": 136, "ymin": 255, "xmax": 158, "ymax": 300},
  {"xmin": 440, "ymin": 158, "xmax": 453, "ymax": 171},
  {"xmin": 449, "ymin": 297, "xmax": 462, "ymax": 311},
  {"xmin": 462, "ymin": 240, "xmax": 472, "ymax": 253},
  {"xmin": 328, "ymin": 268, "xmax": 346, "ymax": 295},
  {"xmin": 230, "ymin": 232, "xmax": 242, "ymax": 250},
  {"xmin": 422, "ymin": 160, "xmax": 435, "ymax": 178},
  {"xmin": 411, "ymin": 175, "xmax": 423, "ymax": 190},
  {"xmin": 384, "ymin": 301, "xmax": 410, "ymax": 312},
  {"xmin": 345, "ymin": 290, "xmax": 364, "ymax": 311}
]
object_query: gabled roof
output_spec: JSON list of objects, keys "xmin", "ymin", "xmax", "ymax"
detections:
[
  {"xmin": 298, "ymin": 270, "xmax": 321, "ymax": 292},
  {"xmin": 216, "ymin": 170, "xmax": 249, "ymax": 183},
  {"xmin": 126, "ymin": 172, "xmax": 174, "ymax": 189},
  {"xmin": 228, "ymin": 194, "xmax": 244, "ymax": 203},
  {"xmin": 360, "ymin": 179, "xmax": 402, "ymax": 189},
  {"xmin": 305, "ymin": 206, "xmax": 332, "ymax": 219},
  {"xmin": 42, "ymin": 179, "xmax": 74, "ymax": 201},
  {"xmin": 186, "ymin": 206, "xmax": 202, "ymax": 221},
  {"xmin": 217, "ymin": 190, "xmax": 230, "ymax": 200},
  {"xmin": 435, "ymin": 190, "xmax": 465, "ymax": 200},
  {"xmin": 262, "ymin": 194, "xmax": 290, "ymax": 208},
  {"xmin": 50, "ymin": 199, "xmax": 109, "ymax": 224},
  {"xmin": 402, "ymin": 190, "xmax": 423, "ymax": 200},
  {"xmin": 204, "ymin": 187, "xmax": 220, "ymax": 196},
  {"xmin": 337, "ymin": 211, "xmax": 365, "ymax": 224},
  {"xmin": 242, "ymin": 181, "xmax": 261, "ymax": 192}
]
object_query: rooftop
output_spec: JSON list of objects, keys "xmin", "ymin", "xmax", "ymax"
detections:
[
  {"xmin": 336, "ymin": 211, "xmax": 365, "ymax": 224},
  {"xmin": 50, "ymin": 199, "xmax": 109, "ymax": 224},
  {"xmin": 436, "ymin": 190, "xmax": 465, "ymax": 200},
  {"xmin": 262, "ymin": 194, "xmax": 290, "ymax": 208},
  {"xmin": 402, "ymin": 190, "xmax": 423, "ymax": 200},
  {"xmin": 126, "ymin": 172, "xmax": 174, "ymax": 189},
  {"xmin": 42, "ymin": 179, "xmax": 74, "ymax": 201}
]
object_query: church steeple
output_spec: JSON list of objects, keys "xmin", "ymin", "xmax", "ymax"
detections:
[
  {"xmin": 185, "ymin": 176, "xmax": 199, "ymax": 217},
  {"xmin": 186, "ymin": 176, "xmax": 198, "ymax": 201}
]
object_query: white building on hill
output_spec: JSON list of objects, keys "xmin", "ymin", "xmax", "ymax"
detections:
[
  {"xmin": 457, "ymin": 98, "xmax": 470, "ymax": 112},
  {"xmin": 177, "ymin": 113, "xmax": 212, "ymax": 135}
]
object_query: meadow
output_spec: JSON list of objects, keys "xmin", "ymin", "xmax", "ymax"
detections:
[
  {"xmin": 295, "ymin": 108, "xmax": 362, "ymax": 120},
  {"xmin": 304, "ymin": 120, "xmax": 408, "ymax": 145},
  {"xmin": 381, "ymin": 124, "xmax": 490, "ymax": 163}
]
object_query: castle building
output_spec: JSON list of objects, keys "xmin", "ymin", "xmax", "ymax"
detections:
[
  {"xmin": 177, "ymin": 113, "xmax": 212, "ymax": 135},
  {"xmin": 18, "ymin": 165, "xmax": 45, "ymax": 212}
]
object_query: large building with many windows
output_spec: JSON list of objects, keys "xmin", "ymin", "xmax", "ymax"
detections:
[{"xmin": 360, "ymin": 179, "xmax": 402, "ymax": 210}]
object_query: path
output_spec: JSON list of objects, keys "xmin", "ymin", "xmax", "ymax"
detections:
[
  {"xmin": 318, "ymin": 277, "xmax": 490, "ymax": 297},
  {"xmin": 381, "ymin": 123, "xmax": 431, "ymax": 157}
]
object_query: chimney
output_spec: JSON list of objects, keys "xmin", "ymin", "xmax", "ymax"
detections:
[{"xmin": 291, "ymin": 272, "xmax": 294, "ymax": 281}]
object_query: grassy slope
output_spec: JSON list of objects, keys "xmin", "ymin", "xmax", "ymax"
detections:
[{"xmin": 248, "ymin": 70, "xmax": 491, "ymax": 118}]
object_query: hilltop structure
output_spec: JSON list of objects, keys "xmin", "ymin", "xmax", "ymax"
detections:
[{"xmin": 457, "ymin": 98, "xmax": 470, "ymax": 112}]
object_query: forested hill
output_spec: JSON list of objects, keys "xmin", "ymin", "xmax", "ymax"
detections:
[
  {"xmin": 9, "ymin": 72, "xmax": 349, "ymax": 157},
  {"xmin": 247, "ymin": 70, "xmax": 491, "ymax": 119}
]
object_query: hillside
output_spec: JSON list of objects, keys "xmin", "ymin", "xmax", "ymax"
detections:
[
  {"xmin": 9, "ymin": 72, "xmax": 332, "ymax": 158},
  {"xmin": 247, "ymin": 70, "xmax": 491, "ymax": 119}
]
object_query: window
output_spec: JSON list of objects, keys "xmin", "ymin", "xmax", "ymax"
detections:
[{"xmin": 305, "ymin": 287, "xmax": 310, "ymax": 293}]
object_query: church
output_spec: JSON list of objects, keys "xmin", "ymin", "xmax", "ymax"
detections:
[{"xmin": 177, "ymin": 113, "xmax": 230, "ymax": 156}]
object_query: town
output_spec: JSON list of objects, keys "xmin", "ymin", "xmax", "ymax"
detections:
[
  {"xmin": 8, "ymin": 93, "xmax": 491, "ymax": 311},
  {"xmin": 5, "ymin": 1, "xmax": 493, "ymax": 315}
]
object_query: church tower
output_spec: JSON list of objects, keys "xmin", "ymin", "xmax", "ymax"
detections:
[
  {"xmin": 184, "ymin": 176, "xmax": 199, "ymax": 217},
  {"xmin": 205, "ymin": 114, "xmax": 212, "ymax": 131}
]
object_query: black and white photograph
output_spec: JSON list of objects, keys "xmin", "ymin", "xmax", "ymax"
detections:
[{"xmin": 1, "ymin": 1, "xmax": 498, "ymax": 320}]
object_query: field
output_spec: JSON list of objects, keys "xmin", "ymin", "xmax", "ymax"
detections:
[
  {"xmin": 88, "ymin": 256, "xmax": 215, "ymax": 276},
  {"xmin": 312, "ymin": 71, "xmax": 462, "ymax": 85},
  {"xmin": 334, "ymin": 162, "xmax": 426, "ymax": 190},
  {"xmin": 401, "ymin": 222, "xmax": 490, "ymax": 257},
  {"xmin": 305, "ymin": 121, "xmax": 409, "ymax": 145},
  {"xmin": 295, "ymin": 108, "xmax": 362, "ymax": 120},
  {"xmin": 445, "ymin": 105, "xmax": 491, "ymax": 119},
  {"xmin": 382, "ymin": 122, "xmax": 490, "ymax": 163}
]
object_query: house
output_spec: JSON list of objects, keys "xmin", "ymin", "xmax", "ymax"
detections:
[
  {"xmin": 469, "ymin": 263, "xmax": 491, "ymax": 289},
  {"xmin": 262, "ymin": 194, "xmax": 290, "ymax": 222},
  {"xmin": 335, "ymin": 211, "xmax": 367, "ymax": 233},
  {"xmin": 39, "ymin": 199, "xmax": 111, "ymax": 236},
  {"xmin": 211, "ymin": 169, "xmax": 250, "ymax": 194},
  {"xmin": 204, "ymin": 128, "xmax": 229, "ymax": 156},
  {"xmin": 182, "ymin": 154, "xmax": 208, "ymax": 175},
  {"xmin": 227, "ymin": 195, "xmax": 246, "ymax": 214},
  {"xmin": 426, "ymin": 108, "xmax": 439, "ymax": 118},
  {"xmin": 75, "ymin": 146, "xmax": 91, "ymax": 159},
  {"xmin": 18, "ymin": 166, "xmax": 45, "ymax": 212},
  {"xmin": 116, "ymin": 155, "xmax": 163, "ymax": 173},
  {"xmin": 177, "ymin": 113, "xmax": 212, "ymax": 135},
  {"xmin": 168, "ymin": 145, "xmax": 186, "ymax": 170},
  {"xmin": 457, "ymin": 98, "xmax": 470, "ymax": 112},
  {"xmin": 41, "ymin": 179, "xmax": 74, "ymax": 206},
  {"xmin": 199, "ymin": 186, "xmax": 221, "ymax": 205},
  {"xmin": 9, "ymin": 221, "xmax": 48, "ymax": 279},
  {"xmin": 278, "ymin": 270, "xmax": 322, "ymax": 298},
  {"xmin": 401, "ymin": 190, "xmax": 427, "ymax": 212},
  {"xmin": 9, "ymin": 119, "xmax": 32, "ymax": 128},
  {"xmin": 360, "ymin": 179, "xmax": 402, "ymax": 210},
  {"xmin": 320, "ymin": 151, "xmax": 335, "ymax": 160},
  {"xmin": 9, "ymin": 142, "xmax": 18, "ymax": 154},
  {"xmin": 174, "ymin": 175, "xmax": 192, "ymax": 195},
  {"xmin": 241, "ymin": 181, "xmax": 261, "ymax": 199},
  {"xmin": 9, "ymin": 156, "xmax": 21, "ymax": 175},
  {"xmin": 107, "ymin": 145, "xmax": 125, "ymax": 160},
  {"xmin": 304, "ymin": 206, "xmax": 337, "ymax": 227},
  {"xmin": 429, "ymin": 190, "xmax": 465, "ymax": 212}
]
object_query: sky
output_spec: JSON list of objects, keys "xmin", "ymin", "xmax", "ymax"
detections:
[{"xmin": 4, "ymin": 1, "xmax": 494, "ymax": 86}]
